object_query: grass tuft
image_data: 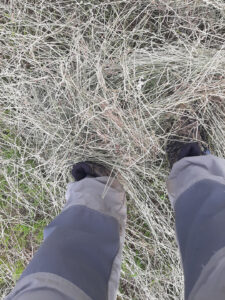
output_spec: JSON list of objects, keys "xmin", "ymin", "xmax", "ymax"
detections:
[{"xmin": 1, "ymin": 0, "xmax": 225, "ymax": 299}]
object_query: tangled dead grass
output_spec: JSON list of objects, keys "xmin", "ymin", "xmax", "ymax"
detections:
[{"xmin": 1, "ymin": 0, "xmax": 225, "ymax": 299}]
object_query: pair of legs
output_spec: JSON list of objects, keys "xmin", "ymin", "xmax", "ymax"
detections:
[{"xmin": 6, "ymin": 154, "xmax": 225, "ymax": 300}]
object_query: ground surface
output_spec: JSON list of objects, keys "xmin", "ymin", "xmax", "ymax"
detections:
[{"xmin": 0, "ymin": 0, "xmax": 225, "ymax": 299}]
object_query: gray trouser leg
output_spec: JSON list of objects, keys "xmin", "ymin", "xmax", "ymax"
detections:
[
  {"xmin": 167, "ymin": 155, "xmax": 225, "ymax": 300},
  {"xmin": 6, "ymin": 177, "xmax": 126, "ymax": 300}
]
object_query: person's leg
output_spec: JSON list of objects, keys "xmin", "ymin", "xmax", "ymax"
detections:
[
  {"xmin": 168, "ymin": 153, "xmax": 225, "ymax": 300},
  {"xmin": 6, "ymin": 165, "xmax": 126, "ymax": 300}
]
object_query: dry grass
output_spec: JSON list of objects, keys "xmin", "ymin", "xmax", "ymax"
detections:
[{"xmin": 1, "ymin": 0, "xmax": 225, "ymax": 299}]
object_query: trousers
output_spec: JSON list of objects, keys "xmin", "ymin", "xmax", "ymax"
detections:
[{"xmin": 6, "ymin": 155, "xmax": 225, "ymax": 300}]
